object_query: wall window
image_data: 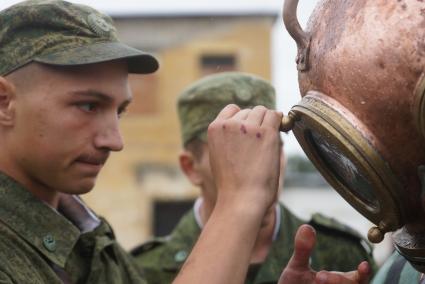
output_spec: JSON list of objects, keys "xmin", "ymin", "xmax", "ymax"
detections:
[
  {"xmin": 200, "ymin": 54, "xmax": 237, "ymax": 76},
  {"xmin": 153, "ymin": 200, "xmax": 195, "ymax": 236}
]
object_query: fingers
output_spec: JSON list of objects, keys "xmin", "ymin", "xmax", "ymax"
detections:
[
  {"xmin": 246, "ymin": 106, "xmax": 267, "ymax": 125},
  {"xmin": 215, "ymin": 105, "xmax": 282, "ymax": 129},
  {"xmin": 263, "ymin": 110, "xmax": 283, "ymax": 130},
  {"xmin": 241, "ymin": 106, "xmax": 283, "ymax": 130},
  {"xmin": 232, "ymin": 108, "xmax": 251, "ymax": 121},
  {"xmin": 316, "ymin": 271, "xmax": 349, "ymax": 284},
  {"xmin": 356, "ymin": 261, "xmax": 371, "ymax": 284},
  {"xmin": 277, "ymin": 226, "xmax": 317, "ymax": 284},
  {"xmin": 315, "ymin": 262, "xmax": 371, "ymax": 284},
  {"xmin": 213, "ymin": 104, "xmax": 282, "ymax": 140},
  {"xmin": 289, "ymin": 225, "xmax": 317, "ymax": 270},
  {"xmin": 315, "ymin": 271, "xmax": 359, "ymax": 284},
  {"xmin": 215, "ymin": 104, "xmax": 240, "ymax": 120}
]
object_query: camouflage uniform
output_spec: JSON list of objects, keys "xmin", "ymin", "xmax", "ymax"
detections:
[
  {"xmin": 133, "ymin": 72, "xmax": 376, "ymax": 283},
  {"xmin": 371, "ymin": 251, "xmax": 424, "ymax": 284},
  {"xmin": 133, "ymin": 203, "xmax": 375, "ymax": 284},
  {"xmin": 0, "ymin": 171, "xmax": 146, "ymax": 284},
  {"xmin": 0, "ymin": 1, "xmax": 158, "ymax": 283}
]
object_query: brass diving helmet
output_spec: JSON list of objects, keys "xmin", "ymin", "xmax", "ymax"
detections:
[{"xmin": 280, "ymin": 0, "xmax": 425, "ymax": 271}]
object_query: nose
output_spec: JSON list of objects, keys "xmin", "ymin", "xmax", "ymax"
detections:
[{"xmin": 94, "ymin": 117, "xmax": 124, "ymax": 152}]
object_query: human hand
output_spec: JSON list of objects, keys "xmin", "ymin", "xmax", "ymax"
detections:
[
  {"xmin": 278, "ymin": 225, "xmax": 371, "ymax": 284},
  {"xmin": 207, "ymin": 104, "xmax": 283, "ymax": 212},
  {"xmin": 315, "ymin": 262, "xmax": 370, "ymax": 284}
]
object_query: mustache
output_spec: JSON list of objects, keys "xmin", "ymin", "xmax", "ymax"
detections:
[{"xmin": 75, "ymin": 152, "xmax": 109, "ymax": 165}]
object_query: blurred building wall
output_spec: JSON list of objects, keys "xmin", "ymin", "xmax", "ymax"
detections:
[{"xmin": 82, "ymin": 14, "xmax": 278, "ymax": 250}]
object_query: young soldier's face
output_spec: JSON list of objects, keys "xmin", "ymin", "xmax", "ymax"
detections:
[{"xmin": 4, "ymin": 61, "xmax": 131, "ymax": 196}]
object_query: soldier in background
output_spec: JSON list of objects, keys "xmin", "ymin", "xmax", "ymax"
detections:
[{"xmin": 132, "ymin": 72, "xmax": 376, "ymax": 284}]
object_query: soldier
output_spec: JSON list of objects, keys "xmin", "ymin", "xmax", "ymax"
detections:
[
  {"xmin": 0, "ymin": 1, "xmax": 286, "ymax": 283},
  {"xmin": 132, "ymin": 72, "xmax": 376, "ymax": 284},
  {"xmin": 0, "ymin": 0, "xmax": 159, "ymax": 282}
]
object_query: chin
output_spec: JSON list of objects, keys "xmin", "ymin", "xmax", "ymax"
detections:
[
  {"xmin": 260, "ymin": 217, "xmax": 272, "ymax": 228},
  {"xmin": 63, "ymin": 180, "xmax": 96, "ymax": 195},
  {"xmin": 75, "ymin": 186, "xmax": 95, "ymax": 195},
  {"xmin": 260, "ymin": 207, "xmax": 275, "ymax": 228}
]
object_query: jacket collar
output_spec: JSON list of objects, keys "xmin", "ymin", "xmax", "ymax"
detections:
[
  {"xmin": 158, "ymin": 210, "xmax": 201, "ymax": 271},
  {"xmin": 160, "ymin": 201, "xmax": 297, "ymax": 280},
  {"xmin": 0, "ymin": 172, "xmax": 100, "ymax": 268},
  {"xmin": 253, "ymin": 204, "xmax": 305, "ymax": 283}
]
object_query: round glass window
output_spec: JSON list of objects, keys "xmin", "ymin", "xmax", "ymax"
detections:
[{"xmin": 308, "ymin": 130, "xmax": 380, "ymax": 209}]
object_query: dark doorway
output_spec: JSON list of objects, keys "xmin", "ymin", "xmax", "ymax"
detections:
[{"xmin": 153, "ymin": 200, "xmax": 195, "ymax": 236}]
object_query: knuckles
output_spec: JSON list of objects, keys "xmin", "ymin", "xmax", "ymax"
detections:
[
  {"xmin": 208, "ymin": 118, "xmax": 280, "ymax": 142},
  {"xmin": 252, "ymin": 105, "xmax": 268, "ymax": 112},
  {"xmin": 221, "ymin": 103, "xmax": 240, "ymax": 115},
  {"xmin": 208, "ymin": 108, "xmax": 281, "ymax": 143}
]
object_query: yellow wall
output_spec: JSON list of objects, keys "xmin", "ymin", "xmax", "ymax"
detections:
[{"xmin": 83, "ymin": 17, "xmax": 276, "ymax": 249}]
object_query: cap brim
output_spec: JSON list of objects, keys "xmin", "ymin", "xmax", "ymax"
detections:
[{"xmin": 34, "ymin": 41, "xmax": 159, "ymax": 74}]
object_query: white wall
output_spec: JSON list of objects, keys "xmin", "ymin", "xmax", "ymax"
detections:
[{"xmin": 271, "ymin": 0, "xmax": 319, "ymax": 156}]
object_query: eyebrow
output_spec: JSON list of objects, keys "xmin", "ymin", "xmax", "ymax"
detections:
[
  {"xmin": 69, "ymin": 89, "xmax": 132, "ymax": 107},
  {"xmin": 69, "ymin": 89, "xmax": 113, "ymax": 102}
]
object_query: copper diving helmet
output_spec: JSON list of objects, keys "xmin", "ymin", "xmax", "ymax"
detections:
[{"xmin": 280, "ymin": 0, "xmax": 425, "ymax": 271}]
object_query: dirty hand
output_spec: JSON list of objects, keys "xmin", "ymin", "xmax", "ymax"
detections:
[
  {"xmin": 278, "ymin": 225, "xmax": 371, "ymax": 284},
  {"xmin": 207, "ymin": 104, "xmax": 283, "ymax": 212}
]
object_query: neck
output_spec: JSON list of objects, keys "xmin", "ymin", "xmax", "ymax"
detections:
[
  {"xmin": 25, "ymin": 183, "xmax": 60, "ymax": 208},
  {"xmin": 0, "ymin": 157, "xmax": 60, "ymax": 208},
  {"xmin": 200, "ymin": 199, "xmax": 277, "ymax": 264},
  {"xmin": 250, "ymin": 205, "xmax": 276, "ymax": 263}
]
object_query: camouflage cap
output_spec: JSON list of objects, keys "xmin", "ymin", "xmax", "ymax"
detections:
[
  {"xmin": 0, "ymin": 0, "xmax": 159, "ymax": 76},
  {"xmin": 177, "ymin": 72, "xmax": 276, "ymax": 146}
]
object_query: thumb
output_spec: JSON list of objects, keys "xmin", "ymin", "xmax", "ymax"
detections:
[
  {"xmin": 356, "ymin": 261, "xmax": 371, "ymax": 284},
  {"xmin": 278, "ymin": 225, "xmax": 317, "ymax": 284},
  {"xmin": 289, "ymin": 224, "xmax": 317, "ymax": 269}
]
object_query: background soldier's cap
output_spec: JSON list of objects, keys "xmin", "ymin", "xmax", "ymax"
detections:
[
  {"xmin": 0, "ymin": 0, "xmax": 159, "ymax": 76},
  {"xmin": 177, "ymin": 72, "xmax": 276, "ymax": 146}
]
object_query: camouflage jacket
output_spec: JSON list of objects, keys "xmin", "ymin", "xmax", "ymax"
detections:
[
  {"xmin": 0, "ymin": 172, "xmax": 145, "ymax": 284},
  {"xmin": 372, "ymin": 251, "xmax": 424, "ymax": 284},
  {"xmin": 132, "ymin": 203, "xmax": 376, "ymax": 284}
]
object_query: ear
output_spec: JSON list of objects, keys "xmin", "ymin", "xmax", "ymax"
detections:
[
  {"xmin": 179, "ymin": 150, "xmax": 203, "ymax": 186},
  {"xmin": 280, "ymin": 147, "xmax": 286, "ymax": 175},
  {"xmin": 0, "ymin": 77, "xmax": 16, "ymax": 126},
  {"xmin": 279, "ymin": 146, "xmax": 286, "ymax": 188}
]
